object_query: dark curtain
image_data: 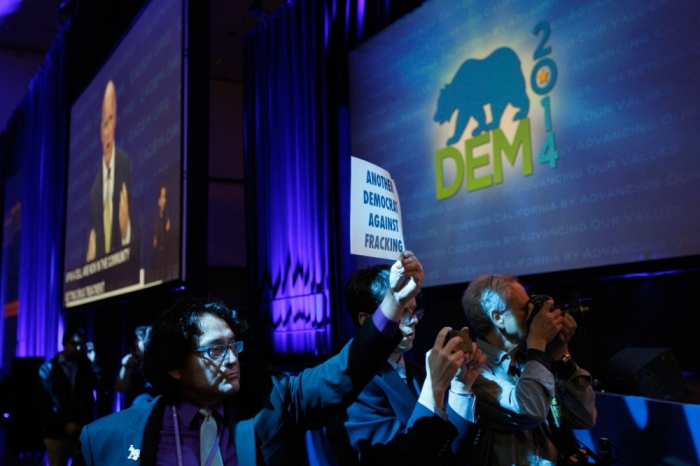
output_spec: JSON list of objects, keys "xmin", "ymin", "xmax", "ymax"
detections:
[
  {"xmin": 14, "ymin": 34, "xmax": 69, "ymax": 357},
  {"xmin": 243, "ymin": 0, "xmax": 426, "ymax": 356},
  {"xmin": 244, "ymin": 0, "xmax": 333, "ymax": 356},
  {"xmin": 0, "ymin": 1, "xmax": 144, "ymax": 360}
]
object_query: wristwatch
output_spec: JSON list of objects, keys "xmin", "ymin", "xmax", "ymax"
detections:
[{"xmin": 554, "ymin": 354, "xmax": 575, "ymax": 378}]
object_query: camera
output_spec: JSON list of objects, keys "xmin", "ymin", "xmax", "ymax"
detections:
[
  {"xmin": 443, "ymin": 329, "xmax": 473, "ymax": 353},
  {"xmin": 527, "ymin": 294, "xmax": 591, "ymax": 327}
]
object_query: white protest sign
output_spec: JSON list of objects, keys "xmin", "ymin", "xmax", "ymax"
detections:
[{"xmin": 350, "ymin": 156, "xmax": 405, "ymax": 260}]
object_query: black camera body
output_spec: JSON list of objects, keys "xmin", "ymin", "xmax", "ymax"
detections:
[
  {"xmin": 527, "ymin": 294, "xmax": 591, "ymax": 327},
  {"xmin": 443, "ymin": 329, "xmax": 473, "ymax": 353}
]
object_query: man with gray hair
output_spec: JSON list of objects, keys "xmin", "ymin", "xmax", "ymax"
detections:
[{"xmin": 461, "ymin": 274, "xmax": 596, "ymax": 465}]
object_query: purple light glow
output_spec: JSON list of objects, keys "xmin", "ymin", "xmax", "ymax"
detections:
[
  {"xmin": 617, "ymin": 268, "xmax": 700, "ymax": 279},
  {"xmin": 0, "ymin": 0, "xmax": 21, "ymax": 18},
  {"xmin": 247, "ymin": 0, "xmax": 339, "ymax": 356},
  {"xmin": 345, "ymin": 0, "xmax": 350, "ymax": 40},
  {"xmin": 263, "ymin": 292, "xmax": 331, "ymax": 355},
  {"xmin": 357, "ymin": 0, "xmax": 365, "ymax": 39},
  {"xmin": 3, "ymin": 412, "xmax": 9, "ymax": 418},
  {"xmin": 587, "ymin": 266, "xmax": 700, "ymax": 283},
  {"xmin": 57, "ymin": 317, "xmax": 65, "ymax": 353},
  {"xmin": 324, "ymin": 2, "xmax": 332, "ymax": 47}
]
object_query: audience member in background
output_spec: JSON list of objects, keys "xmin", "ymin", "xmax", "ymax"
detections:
[
  {"xmin": 461, "ymin": 274, "xmax": 596, "ymax": 465},
  {"xmin": 79, "ymin": 251, "xmax": 423, "ymax": 465},
  {"xmin": 38, "ymin": 328, "xmax": 103, "ymax": 466},
  {"xmin": 326, "ymin": 264, "xmax": 486, "ymax": 465},
  {"xmin": 115, "ymin": 325, "xmax": 155, "ymax": 407},
  {"xmin": 149, "ymin": 183, "xmax": 173, "ymax": 282}
]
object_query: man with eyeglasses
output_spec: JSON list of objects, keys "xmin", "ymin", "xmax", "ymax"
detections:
[
  {"xmin": 326, "ymin": 264, "xmax": 486, "ymax": 465},
  {"xmin": 78, "ymin": 251, "xmax": 424, "ymax": 465}
]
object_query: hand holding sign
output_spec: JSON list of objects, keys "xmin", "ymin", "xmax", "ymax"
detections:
[
  {"xmin": 380, "ymin": 251, "xmax": 424, "ymax": 322},
  {"xmin": 350, "ymin": 156, "xmax": 405, "ymax": 260},
  {"xmin": 390, "ymin": 250, "xmax": 423, "ymax": 299}
]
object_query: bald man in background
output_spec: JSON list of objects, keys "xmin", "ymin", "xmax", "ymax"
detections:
[{"xmin": 87, "ymin": 80, "xmax": 132, "ymax": 261}]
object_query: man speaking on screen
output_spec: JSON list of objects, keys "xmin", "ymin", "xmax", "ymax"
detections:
[{"xmin": 86, "ymin": 80, "xmax": 132, "ymax": 262}]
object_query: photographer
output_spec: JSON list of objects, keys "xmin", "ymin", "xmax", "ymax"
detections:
[
  {"xmin": 115, "ymin": 325, "xmax": 154, "ymax": 407},
  {"xmin": 461, "ymin": 274, "xmax": 596, "ymax": 465}
]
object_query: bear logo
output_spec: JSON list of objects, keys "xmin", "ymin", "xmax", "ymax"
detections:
[{"xmin": 434, "ymin": 47, "xmax": 529, "ymax": 145}]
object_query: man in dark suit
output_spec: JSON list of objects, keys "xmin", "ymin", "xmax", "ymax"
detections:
[
  {"xmin": 80, "ymin": 251, "xmax": 424, "ymax": 465},
  {"xmin": 86, "ymin": 80, "xmax": 131, "ymax": 261},
  {"xmin": 326, "ymin": 265, "xmax": 484, "ymax": 465},
  {"xmin": 38, "ymin": 328, "xmax": 102, "ymax": 466},
  {"xmin": 326, "ymin": 265, "xmax": 486, "ymax": 465}
]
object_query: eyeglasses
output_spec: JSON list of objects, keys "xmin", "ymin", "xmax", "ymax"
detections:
[
  {"xmin": 194, "ymin": 341, "xmax": 244, "ymax": 359},
  {"xmin": 400, "ymin": 308, "xmax": 424, "ymax": 324}
]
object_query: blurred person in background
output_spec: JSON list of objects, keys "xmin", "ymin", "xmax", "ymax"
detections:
[
  {"xmin": 38, "ymin": 327, "xmax": 102, "ymax": 466},
  {"xmin": 115, "ymin": 325, "xmax": 155, "ymax": 408}
]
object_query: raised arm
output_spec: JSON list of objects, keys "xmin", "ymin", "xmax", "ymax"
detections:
[{"xmin": 380, "ymin": 251, "xmax": 424, "ymax": 322}]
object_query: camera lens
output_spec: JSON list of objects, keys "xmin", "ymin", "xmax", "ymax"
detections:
[{"xmin": 527, "ymin": 296, "xmax": 591, "ymax": 325}]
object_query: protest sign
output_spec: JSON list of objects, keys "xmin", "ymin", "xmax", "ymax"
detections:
[{"xmin": 350, "ymin": 156, "xmax": 405, "ymax": 260}]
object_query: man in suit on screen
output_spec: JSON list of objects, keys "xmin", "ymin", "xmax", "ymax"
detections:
[{"xmin": 86, "ymin": 80, "xmax": 132, "ymax": 261}]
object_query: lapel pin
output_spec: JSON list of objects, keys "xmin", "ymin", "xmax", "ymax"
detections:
[{"xmin": 127, "ymin": 445, "xmax": 140, "ymax": 460}]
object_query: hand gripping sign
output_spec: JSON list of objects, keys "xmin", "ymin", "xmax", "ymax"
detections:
[{"xmin": 350, "ymin": 156, "xmax": 406, "ymax": 260}]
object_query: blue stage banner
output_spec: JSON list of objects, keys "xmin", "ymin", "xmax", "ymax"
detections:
[{"xmin": 350, "ymin": 0, "xmax": 700, "ymax": 286}]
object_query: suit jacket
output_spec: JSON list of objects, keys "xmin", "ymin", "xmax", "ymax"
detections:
[
  {"xmin": 326, "ymin": 357, "xmax": 469, "ymax": 465},
  {"xmin": 79, "ymin": 317, "xmax": 401, "ymax": 465},
  {"xmin": 89, "ymin": 148, "xmax": 131, "ymax": 257},
  {"xmin": 38, "ymin": 353, "xmax": 103, "ymax": 439}
]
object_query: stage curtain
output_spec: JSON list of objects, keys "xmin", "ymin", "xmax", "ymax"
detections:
[
  {"xmin": 0, "ymin": 1, "xmax": 144, "ymax": 360},
  {"xmin": 10, "ymin": 33, "xmax": 68, "ymax": 358},
  {"xmin": 243, "ymin": 0, "xmax": 425, "ymax": 355}
]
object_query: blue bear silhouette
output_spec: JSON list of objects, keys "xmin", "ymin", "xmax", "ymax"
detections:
[{"xmin": 434, "ymin": 47, "xmax": 529, "ymax": 145}]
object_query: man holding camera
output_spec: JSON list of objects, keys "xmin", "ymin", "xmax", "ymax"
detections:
[{"xmin": 461, "ymin": 274, "xmax": 596, "ymax": 465}]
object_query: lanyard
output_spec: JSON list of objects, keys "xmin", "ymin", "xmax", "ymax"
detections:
[
  {"xmin": 172, "ymin": 405, "xmax": 224, "ymax": 466},
  {"xmin": 508, "ymin": 362, "xmax": 580, "ymax": 459},
  {"xmin": 172, "ymin": 406, "xmax": 184, "ymax": 466}
]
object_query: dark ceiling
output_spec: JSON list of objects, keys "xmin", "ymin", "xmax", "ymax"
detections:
[
  {"xmin": 211, "ymin": 0, "xmax": 287, "ymax": 81},
  {"xmin": 0, "ymin": 0, "xmax": 287, "ymax": 83},
  {"xmin": 0, "ymin": 0, "xmax": 64, "ymax": 54}
]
